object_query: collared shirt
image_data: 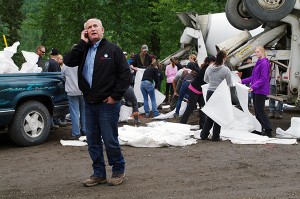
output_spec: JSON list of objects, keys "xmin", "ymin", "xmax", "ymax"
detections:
[{"xmin": 83, "ymin": 40, "xmax": 101, "ymax": 88}]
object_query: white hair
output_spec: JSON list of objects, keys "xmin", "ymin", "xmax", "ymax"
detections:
[{"xmin": 84, "ymin": 18, "xmax": 103, "ymax": 29}]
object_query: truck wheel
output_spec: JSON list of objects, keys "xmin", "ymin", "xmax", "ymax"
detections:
[
  {"xmin": 244, "ymin": 0, "xmax": 296, "ymax": 22},
  {"xmin": 8, "ymin": 101, "xmax": 51, "ymax": 146},
  {"xmin": 225, "ymin": 0, "xmax": 261, "ymax": 30}
]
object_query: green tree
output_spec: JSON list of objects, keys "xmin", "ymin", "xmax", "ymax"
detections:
[
  {"xmin": 152, "ymin": 0, "xmax": 227, "ymax": 59},
  {"xmin": 18, "ymin": 0, "xmax": 227, "ymax": 63},
  {"xmin": 0, "ymin": 0, "xmax": 24, "ymax": 66},
  {"xmin": 19, "ymin": 0, "xmax": 44, "ymax": 52}
]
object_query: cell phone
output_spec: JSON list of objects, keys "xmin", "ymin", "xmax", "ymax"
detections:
[{"xmin": 84, "ymin": 32, "xmax": 88, "ymax": 38}]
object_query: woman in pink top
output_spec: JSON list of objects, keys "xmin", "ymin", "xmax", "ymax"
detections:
[{"xmin": 164, "ymin": 57, "xmax": 178, "ymax": 103}]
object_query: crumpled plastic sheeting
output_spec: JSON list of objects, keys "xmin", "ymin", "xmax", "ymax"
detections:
[
  {"xmin": 20, "ymin": 51, "xmax": 42, "ymax": 73},
  {"xmin": 200, "ymin": 79, "xmax": 297, "ymax": 144},
  {"xmin": 154, "ymin": 101, "xmax": 187, "ymax": 120},
  {"xmin": 193, "ymin": 127, "xmax": 297, "ymax": 144},
  {"xmin": 60, "ymin": 139, "xmax": 87, "ymax": 146},
  {"xmin": 118, "ymin": 121, "xmax": 197, "ymax": 147},
  {"xmin": 0, "ymin": 42, "xmax": 20, "ymax": 74},
  {"xmin": 202, "ymin": 80, "xmax": 259, "ymax": 131},
  {"xmin": 235, "ymin": 83, "xmax": 261, "ymax": 131},
  {"xmin": 276, "ymin": 117, "xmax": 300, "ymax": 139}
]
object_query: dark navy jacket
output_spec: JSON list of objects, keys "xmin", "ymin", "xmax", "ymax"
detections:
[{"xmin": 64, "ymin": 39, "xmax": 131, "ymax": 103}]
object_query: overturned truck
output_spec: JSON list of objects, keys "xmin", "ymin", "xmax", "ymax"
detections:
[{"xmin": 162, "ymin": 0, "xmax": 300, "ymax": 105}]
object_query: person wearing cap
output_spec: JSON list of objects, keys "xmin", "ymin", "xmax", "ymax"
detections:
[
  {"xmin": 63, "ymin": 18, "xmax": 131, "ymax": 187},
  {"xmin": 131, "ymin": 45, "xmax": 151, "ymax": 69},
  {"xmin": 43, "ymin": 48, "xmax": 63, "ymax": 129},
  {"xmin": 44, "ymin": 48, "xmax": 61, "ymax": 72},
  {"xmin": 130, "ymin": 44, "xmax": 152, "ymax": 85},
  {"xmin": 36, "ymin": 45, "xmax": 46, "ymax": 68}
]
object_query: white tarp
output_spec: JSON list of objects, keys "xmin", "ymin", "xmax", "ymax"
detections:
[
  {"xmin": 60, "ymin": 62, "xmax": 298, "ymax": 147},
  {"xmin": 118, "ymin": 121, "xmax": 197, "ymax": 147},
  {"xmin": 276, "ymin": 117, "xmax": 300, "ymax": 139},
  {"xmin": 200, "ymin": 80, "xmax": 297, "ymax": 145}
]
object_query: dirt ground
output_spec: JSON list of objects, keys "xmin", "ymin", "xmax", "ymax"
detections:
[{"xmin": 0, "ymin": 108, "xmax": 300, "ymax": 199}]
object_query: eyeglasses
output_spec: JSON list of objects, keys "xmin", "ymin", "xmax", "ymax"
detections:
[{"xmin": 39, "ymin": 49, "xmax": 45, "ymax": 54}]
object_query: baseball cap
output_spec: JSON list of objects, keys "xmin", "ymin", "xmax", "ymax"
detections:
[
  {"xmin": 50, "ymin": 48, "xmax": 60, "ymax": 55},
  {"xmin": 141, "ymin": 44, "xmax": 148, "ymax": 51}
]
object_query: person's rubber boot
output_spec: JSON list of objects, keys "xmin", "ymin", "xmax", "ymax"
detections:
[
  {"xmin": 263, "ymin": 129, "xmax": 273, "ymax": 138},
  {"xmin": 251, "ymin": 130, "xmax": 262, "ymax": 136},
  {"xmin": 133, "ymin": 115, "xmax": 139, "ymax": 126}
]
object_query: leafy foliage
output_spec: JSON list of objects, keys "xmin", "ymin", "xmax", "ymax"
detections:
[
  {"xmin": 1, "ymin": 0, "xmax": 227, "ymax": 65},
  {"xmin": 0, "ymin": 0, "xmax": 24, "ymax": 66}
]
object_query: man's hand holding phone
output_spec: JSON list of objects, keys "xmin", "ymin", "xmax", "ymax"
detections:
[{"xmin": 81, "ymin": 30, "xmax": 89, "ymax": 43}]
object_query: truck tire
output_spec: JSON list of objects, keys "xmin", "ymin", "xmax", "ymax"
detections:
[
  {"xmin": 244, "ymin": 0, "xmax": 296, "ymax": 22},
  {"xmin": 225, "ymin": 0, "xmax": 261, "ymax": 30},
  {"xmin": 8, "ymin": 101, "xmax": 51, "ymax": 146}
]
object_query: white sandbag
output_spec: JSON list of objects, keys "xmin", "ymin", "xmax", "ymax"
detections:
[
  {"xmin": 20, "ymin": 51, "xmax": 42, "ymax": 73},
  {"xmin": 0, "ymin": 42, "xmax": 20, "ymax": 74}
]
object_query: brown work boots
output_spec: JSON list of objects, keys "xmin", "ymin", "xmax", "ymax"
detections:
[{"xmin": 82, "ymin": 173, "xmax": 125, "ymax": 187}]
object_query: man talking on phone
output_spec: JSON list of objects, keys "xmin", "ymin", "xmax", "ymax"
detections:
[{"xmin": 64, "ymin": 18, "xmax": 131, "ymax": 187}]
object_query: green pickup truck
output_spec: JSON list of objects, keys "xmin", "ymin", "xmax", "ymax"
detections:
[{"xmin": 0, "ymin": 72, "xmax": 69, "ymax": 146}]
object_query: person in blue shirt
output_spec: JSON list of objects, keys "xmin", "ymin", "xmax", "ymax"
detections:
[{"xmin": 64, "ymin": 18, "xmax": 131, "ymax": 187}]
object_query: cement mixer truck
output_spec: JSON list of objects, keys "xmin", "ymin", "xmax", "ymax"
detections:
[
  {"xmin": 224, "ymin": 0, "xmax": 300, "ymax": 105},
  {"xmin": 161, "ymin": 0, "xmax": 300, "ymax": 105}
]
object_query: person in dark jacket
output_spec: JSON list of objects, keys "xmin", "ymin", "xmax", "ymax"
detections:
[
  {"xmin": 140, "ymin": 63, "xmax": 160, "ymax": 118},
  {"xmin": 63, "ymin": 18, "xmax": 131, "ymax": 187},
  {"xmin": 242, "ymin": 46, "xmax": 272, "ymax": 137},
  {"xmin": 44, "ymin": 48, "xmax": 61, "ymax": 72},
  {"xmin": 130, "ymin": 44, "xmax": 152, "ymax": 85},
  {"xmin": 36, "ymin": 45, "xmax": 45, "ymax": 68}
]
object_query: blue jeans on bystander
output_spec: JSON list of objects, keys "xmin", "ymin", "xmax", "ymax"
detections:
[
  {"xmin": 68, "ymin": 95, "xmax": 86, "ymax": 136},
  {"xmin": 85, "ymin": 102, "xmax": 125, "ymax": 178},
  {"xmin": 140, "ymin": 80, "xmax": 159, "ymax": 117}
]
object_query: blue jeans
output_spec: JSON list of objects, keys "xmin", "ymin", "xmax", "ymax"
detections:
[
  {"xmin": 68, "ymin": 95, "xmax": 86, "ymax": 136},
  {"xmin": 175, "ymin": 81, "xmax": 190, "ymax": 115},
  {"xmin": 140, "ymin": 80, "xmax": 159, "ymax": 116},
  {"xmin": 85, "ymin": 102, "xmax": 125, "ymax": 178},
  {"xmin": 269, "ymin": 85, "xmax": 283, "ymax": 114}
]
